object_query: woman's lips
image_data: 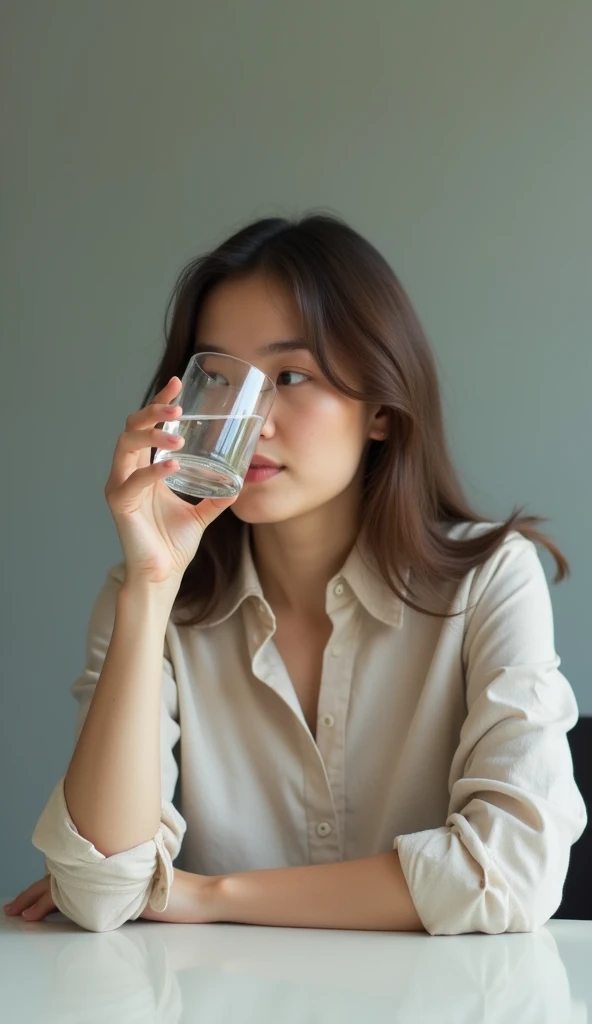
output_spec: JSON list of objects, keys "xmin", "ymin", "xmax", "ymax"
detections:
[{"xmin": 244, "ymin": 465, "xmax": 285, "ymax": 483}]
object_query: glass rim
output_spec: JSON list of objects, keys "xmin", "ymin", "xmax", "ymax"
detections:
[{"xmin": 190, "ymin": 350, "xmax": 277, "ymax": 393}]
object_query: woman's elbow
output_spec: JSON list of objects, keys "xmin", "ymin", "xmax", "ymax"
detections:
[{"xmin": 49, "ymin": 874, "xmax": 150, "ymax": 933}]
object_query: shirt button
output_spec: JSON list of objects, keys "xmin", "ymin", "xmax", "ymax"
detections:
[
  {"xmin": 334, "ymin": 582, "xmax": 344, "ymax": 596},
  {"xmin": 322, "ymin": 714, "xmax": 335, "ymax": 728},
  {"xmin": 317, "ymin": 822, "xmax": 332, "ymax": 837},
  {"xmin": 331, "ymin": 645, "xmax": 343, "ymax": 657}
]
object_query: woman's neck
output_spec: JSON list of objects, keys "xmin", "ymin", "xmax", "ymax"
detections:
[{"xmin": 250, "ymin": 487, "xmax": 363, "ymax": 621}]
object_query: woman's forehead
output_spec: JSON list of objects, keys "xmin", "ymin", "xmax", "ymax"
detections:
[{"xmin": 196, "ymin": 273, "xmax": 303, "ymax": 343}]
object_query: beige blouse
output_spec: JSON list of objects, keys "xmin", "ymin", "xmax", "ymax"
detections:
[{"xmin": 32, "ymin": 522, "xmax": 587, "ymax": 934}]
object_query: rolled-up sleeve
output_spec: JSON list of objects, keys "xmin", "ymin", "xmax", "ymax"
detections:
[
  {"xmin": 31, "ymin": 564, "xmax": 187, "ymax": 933},
  {"xmin": 393, "ymin": 533, "xmax": 587, "ymax": 936}
]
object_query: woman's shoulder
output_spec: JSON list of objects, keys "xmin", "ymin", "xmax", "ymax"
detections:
[
  {"xmin": 445, "ymin": 519, "xmax": 537, "ymax": 565},
  {"xmin": 445, "ymin": 519, "xmax": 531, "ymax": 548},
  {"xmin": 444, "ymin": 520, "xmax": 544, "ymax": 609}
]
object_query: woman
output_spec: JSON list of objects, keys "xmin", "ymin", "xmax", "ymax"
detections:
[{"xmin": 5, "ymin": 214, "xmax": 586, "ymax": 934}]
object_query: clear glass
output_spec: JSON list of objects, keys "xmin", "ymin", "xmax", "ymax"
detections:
[{"xmin": 153, "ymin": 352, "xmax": 277, "ymax": 498}]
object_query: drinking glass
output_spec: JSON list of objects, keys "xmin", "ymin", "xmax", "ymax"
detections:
[{"xmin": 153, "ymin": 352, "xmax": 276, "ymax": 498}]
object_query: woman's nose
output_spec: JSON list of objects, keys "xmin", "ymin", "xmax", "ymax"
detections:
[{"xmin": 259, "ymin": 415, "xmax": 276, "ymax": 438}]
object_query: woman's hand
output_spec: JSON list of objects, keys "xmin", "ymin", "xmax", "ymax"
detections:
[
  {"xmin": 4, "ymin": 870, "xmax": 219, "ymax": 925},
  {"xmin": 3, "ymin": 875, "xmax": 57, "ymax": 921},
  {"xmin": 105, "ymin": 376, "xmax": 237, "ymax": 590}
]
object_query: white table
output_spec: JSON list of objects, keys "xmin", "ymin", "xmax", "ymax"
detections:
[{"xmin": 1, "ymin": 906, "xmax": 590, "ymax": 1022}]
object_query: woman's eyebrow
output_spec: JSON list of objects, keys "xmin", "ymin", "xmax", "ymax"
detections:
[{"xmin": 202, "ymin": 339, "xmax": 313, "ymax": 357}]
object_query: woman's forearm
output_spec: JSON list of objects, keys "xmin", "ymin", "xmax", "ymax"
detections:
[
  {"xmin": 152, "ymin": 858, "xmax": 424, "ymax": 932},
  {"xmin": 63, "ymin": 581, "xmax": 176, "ymax": 857},
  {"xmin": 210, "ymin": 852, "xmax": 423, "ymax": 931}
]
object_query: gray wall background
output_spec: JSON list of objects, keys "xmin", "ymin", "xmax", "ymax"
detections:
[{"xmin": 1, "ymin": 0, "xmax": 590, "ymax": 897}]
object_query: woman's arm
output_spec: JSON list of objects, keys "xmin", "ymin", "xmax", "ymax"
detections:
[
  {"xmin": 212, "ymin": 853, "xmax": 423, "ymax": 931},
  {"xmin": 141, "ymin": 855, "xmax": 423, "ymax": 930},
  {"xmin": 62, "ymin": 376, "xmax": 234, "ymax": 861},
  {"xmin": 393, "ymin": 535, "xmax": 587, "ymax": 935},
  {"xmin": 32, "ymin": 565, "xmax": 188, "ymax": 932},
  {"xmin": 63, "ymin": 581, "xmax": 176, "ymax": 857}
]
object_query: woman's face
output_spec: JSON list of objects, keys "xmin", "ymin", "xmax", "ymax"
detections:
[{"xmin": 194, "ymin": 273, "xmax": 386, "ymax": 525}]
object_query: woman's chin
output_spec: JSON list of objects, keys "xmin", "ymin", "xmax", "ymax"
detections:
[
  {"xmin": 231, "ymin": 507, "xmax": 286, "ymax": 525},
  {"xmin": 230, "ymin": 493, "xmax": 293, "ymax": 524}
]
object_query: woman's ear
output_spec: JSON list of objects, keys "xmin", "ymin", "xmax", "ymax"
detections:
[{"xmin": 367, "ymin": 405, "xmax": 389, "ymax": 442}]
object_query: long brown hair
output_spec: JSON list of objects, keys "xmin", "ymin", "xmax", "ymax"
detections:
[{"xmin": 143, "ymin": 213, "xmax": 568, "ymax": 625}]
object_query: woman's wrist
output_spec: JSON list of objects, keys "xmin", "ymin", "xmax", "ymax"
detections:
[
  {"xmin": 141, "ymin": 869, "xmax": 225, "ymax": 924},
  {"xmin": 118, "ymin": 574, "xmax": 182, "ymax": 619},
  {"xmin": 201, "ymin": 874, "xmax": 228, "ymax": 923}
]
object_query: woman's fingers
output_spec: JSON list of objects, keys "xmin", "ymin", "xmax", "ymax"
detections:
[
  {"xmin": 152, "ymin": 376, "xmax": 183, "ymax": 405},
  {"xmin": 4, "ymin": 876, "xmax": 51, "ymax": 916},
  {"xmin": 21, "ymin": 891, "xmax": 57, "ymax": 921},
  {"xmin": 107, "ymin": 402, "xmax": 183, "ymax": 492},
  {"xmin": 126, "ymin": 400, "xmax": 183, "ymax": 434},
  {"xmin": 108, "ymin": 459, "xmax": 181, "ymax": 512},
  {"xmin": 116, "ymin": 427, "xmax": 185, "ymax": 457},
  {"xmin": 104, "ymin": 377, "xmax": 183, "ymax": 495}
]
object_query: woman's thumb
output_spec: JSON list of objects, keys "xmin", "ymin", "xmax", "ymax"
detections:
[{"xmin": 192, "ymin": 494, "xmax": 238, "ymax": 532}]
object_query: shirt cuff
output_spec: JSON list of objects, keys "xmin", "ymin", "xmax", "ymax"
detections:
[{"xmin": 393, "ymin": 823, "xmax": 516, "ymax": 936}]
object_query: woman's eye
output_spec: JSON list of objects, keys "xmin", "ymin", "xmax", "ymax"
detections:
[
  {"xmin": 210, "ymin": 372, "xmax": 230, "ymax": 385},
  {"xmin": 277, "ymin": 370, "xmax": 309, "ymax": 386}
]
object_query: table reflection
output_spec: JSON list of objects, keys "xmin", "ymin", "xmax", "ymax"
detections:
[{"xmin": 5, "ymin": 917, "xmax": 585, "ymax": 1024}]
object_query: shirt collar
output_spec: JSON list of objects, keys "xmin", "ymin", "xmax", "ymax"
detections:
[
  {"xmin": 340, "ymin": 539, "xmax": 408, "ymax": 629},
  {"xmin": 198, "ymin": 525, "xmax": 408, "ymax": 630}
]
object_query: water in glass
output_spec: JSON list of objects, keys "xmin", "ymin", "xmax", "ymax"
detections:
[{"xmin": 154, "ymin": 413, "xmax": 264, "ymax": 498}]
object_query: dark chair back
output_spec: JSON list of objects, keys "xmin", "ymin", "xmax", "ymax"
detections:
[{"xmin": 554, "ymin": 715, "xmax": 591, "ymax": 920}]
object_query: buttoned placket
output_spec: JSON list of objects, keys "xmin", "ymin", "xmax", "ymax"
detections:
[
  {"xmin": 314, "ymin": 578, "xmax": 360, "ymax": 857},
  {"xmin": 249, "ymin": 611, "xmax": 341, "ymax": 861},
  {"xmin": 244, "ymin": 585, "xmax": 357, "ymax": 863}
]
